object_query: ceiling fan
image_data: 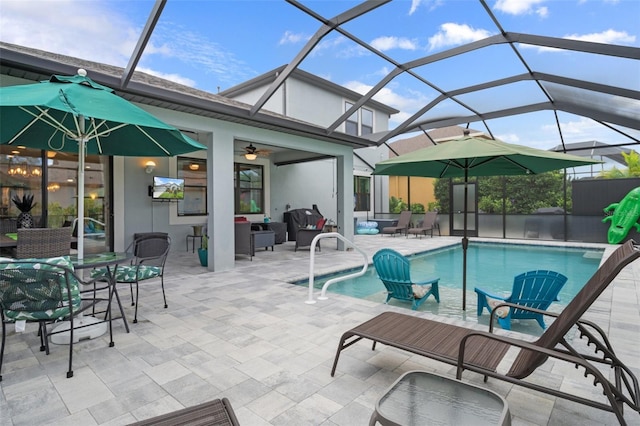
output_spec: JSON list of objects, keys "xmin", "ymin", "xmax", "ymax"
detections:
[{"xmin": 241, "ymin": 143, "xmax": 271, "ymax": 160}]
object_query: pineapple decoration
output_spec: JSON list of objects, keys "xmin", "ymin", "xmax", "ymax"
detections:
[{"xmin": 12, "ymin": 194, "xmax": 37, "ymax": 228}]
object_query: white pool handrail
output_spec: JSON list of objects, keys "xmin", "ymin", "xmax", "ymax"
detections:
[{"xmin": 305, "ymin": 232, "xmax": 368, "ymax": 304}]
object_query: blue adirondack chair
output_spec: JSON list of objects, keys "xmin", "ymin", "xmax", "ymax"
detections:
[
  {"xmin": 474, "ymin": 270, "xmax": 568, "ymax": 330},
  {"xmin": 372, "ymin": 248, "xmax": 440, "ymax": 310}
]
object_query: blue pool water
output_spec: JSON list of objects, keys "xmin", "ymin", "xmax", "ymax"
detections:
[{"xmin": 298, "ymin": 243, "xmax": 603, "ymax": 306}]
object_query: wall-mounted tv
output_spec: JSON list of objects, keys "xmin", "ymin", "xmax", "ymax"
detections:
[{"xmin": 151, "ymin": 176, "xmax": 185, "ymax": 200}]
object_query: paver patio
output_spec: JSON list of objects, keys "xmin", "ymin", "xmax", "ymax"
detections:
[{"xmin": 1, "ymin": 235, "xmax": 638, "ymax": 425}]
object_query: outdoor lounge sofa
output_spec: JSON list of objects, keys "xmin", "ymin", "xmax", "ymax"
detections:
[{"xmin": 331, "ymin": 240, "xmax": 640, "ymax": 424}]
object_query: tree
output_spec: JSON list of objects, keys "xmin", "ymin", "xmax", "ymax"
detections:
[
  {"xmin": 599, "ymin": 150, "xmax": 640, "ymax": 178},
  {"xmin": 389, "ymin": 196, "xmax": 408, "ymax": 213}
]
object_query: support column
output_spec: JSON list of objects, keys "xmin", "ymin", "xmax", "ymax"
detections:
[
  {"xmin": 336, "ymin": 153, "xmax": 354, "ymax": 250},
  {"xmin": 207, "ymin": 132, "xmax": 235, "ymax": 271}
]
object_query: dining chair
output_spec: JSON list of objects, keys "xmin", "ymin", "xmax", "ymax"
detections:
[
  {"xmin": 15, "ymin": 227, "xmax": 72, "ymax": 258},
  {"xmin": 92, "ymin": 233, "xmax": 171, "ymax": 323},
  {"xmin": 0, "ymin": 256, "xmax": 114, "ymax": 381}
]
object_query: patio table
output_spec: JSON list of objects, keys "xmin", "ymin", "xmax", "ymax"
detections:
[
  {"xmin": 370, "ymin": 370, "xmax": 511, "ymax": 425},
  {"xmin": 50, "ymin": 252, "xmax": 132, "ymax": 344}
]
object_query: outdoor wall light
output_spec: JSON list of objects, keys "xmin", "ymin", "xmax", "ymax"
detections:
[
  {"xmin": 244, "ymin": 153, "xmax": 257, "ymax": 161},
  {"xmin": 189, "ymin": 163, "xmax": 199, "ymax": 171},
  {"xmin": 144, "ymin": 160, "xmax": 156, "ymax": 174}
]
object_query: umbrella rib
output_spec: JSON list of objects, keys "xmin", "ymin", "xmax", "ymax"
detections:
[
  {"xmin": 10, "ymin": 106, "xmax": 79, "ymax": 145},
  {"xmin": 135, "ymin": 125, "xmax": 172, "ymax": 156},
  {"xmin": 465, "ymin": 156, "xmax": 530, "ymax": 173},
  {"xmin": 439, "ymin": 159, "xmax": 465, "ymax": 178}
]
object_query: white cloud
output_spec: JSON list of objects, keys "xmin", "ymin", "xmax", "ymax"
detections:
[
  {"xmin": 409, "ymin": 0, "xmax": 423, "ymax": 15},
  {"xmin": 0, "ymin": 0, "xmax": 135, "ymax": 67},
  {"xmin": 565, "ymin": 29, "xmax": 636, "ymax": 45},
  {"xmin": 521, "ymin": 28, "xmax": 637, "ymax": 53},
  {"xmin": 494, "ymin": 0, "xmax": 547, "ymax": 15},
  {"xmin": 371, "ymin": 36, "xmax": 418, "ymax": 51},
  {"xmin": 279, "ymin": 31, "xmax": 309, "ymax": 45},
  {"xmin": 536, "ymin": 6, "xmax": 548, "ymax": 18},
  {"xmin": 496, "ymin": 133, "xmax": 520, "ymax": 143},
  {"xmin": 428, "ymin": 23, "xmax": 493, "ymax": 50},
  {"xmin": 0, "ymin": 0, "xmax": 253, "ymax": 88}
]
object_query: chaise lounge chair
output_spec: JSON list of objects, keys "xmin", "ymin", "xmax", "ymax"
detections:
[
  {"xmin": 474, "ymin": 270, "xmax": 568, "ymax": 330},
  {"xmin": 332, "ymin": 240, "xmax": 640, "ymax": 424},
  {"xmin": 381, "ymin": 211, "xmax": 412, "ymax": 237},
  {"xmin": 407, "ymin": 211, "xmax": 440, "ymax": 238},
  {"xmin": 373, "ymin": 248, "xmax": 440, "ymax": 310}
]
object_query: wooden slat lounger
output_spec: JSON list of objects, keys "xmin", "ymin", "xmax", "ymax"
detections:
[
  {"xmin": 129, "ymin": 398, "xmax": 240, "ymax": 426},
  {"xmin": 332, "ymin": 240, "xmax": 640, "ymax": 425}
]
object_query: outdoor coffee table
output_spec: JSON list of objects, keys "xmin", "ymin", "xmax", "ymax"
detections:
[{"xmin": 370, "ymin": 370, "xmax": 511, "ymax": 426}]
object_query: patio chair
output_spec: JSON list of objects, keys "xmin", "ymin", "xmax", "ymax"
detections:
[
  {"xmin": 129, "ymin": 397, "xmax": 240, "ymax": 426},
  {"xmin": 234, "ymin": 221, "xmax": 253, "ymax": 259},
  {"xmin": 373, "ymin": 248, "xmax": 440, "ymax": 309},
  {"xmin": 0, "ymin": 256, "xmax": 113, "ymax": 381},
  {"xmin": 475, "ymin": 270, "xmax": 568, "ymax": 330},
  {"xmin": 407, "ymin": 211, "xmax": 440, "ymax": 238},
  {"xmin": 381, "ymin": 211, "xmax": 412, "ymax": 236},
  {"xmin": 295, "ymin": 217, "xmax": 327, "ymax": 251},
  {"xmin": 331, "ymin": 240, "xmax": 640, "ymax": 424},
  {"xmin": 91, "ymin": 232, "xmax": 170, "ymax": 323},
  {"xmin": 15, "ymin": 227, "xmax": 72, "ymax": 258}
]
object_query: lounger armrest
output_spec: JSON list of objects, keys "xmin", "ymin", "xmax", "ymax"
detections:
[
  {"xmin": 457, "ymin": 330, "xmax": 640, "ymax": 419},
  {"xmin": 456, "ymin": 330, "xmax": 613, "ymax": 384},
  {"xmin": 474, "ymin": 287, "xmax": 505, "ymax": 300},
  {"xmin": 414, "ymin": 276, "xmax": 439, "ymax": 285}
]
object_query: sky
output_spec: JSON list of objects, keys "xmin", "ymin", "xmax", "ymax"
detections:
[{"xmin": 1, "ymin": 0, "xmax": 638, "ymax": 154}]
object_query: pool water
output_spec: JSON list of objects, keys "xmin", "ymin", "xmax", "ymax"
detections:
[{"xmin": 299, "ymin": 243, "xmax": 603, "ymax": 307}]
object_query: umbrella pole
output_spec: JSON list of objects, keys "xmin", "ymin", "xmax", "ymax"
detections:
[
  {"xmin": 462, "ymin": 168, "xmax": 468, "ymax": 311},
  {"xmin": 77, "ymin": 117, "xmax": 86, "ymax": 260}
]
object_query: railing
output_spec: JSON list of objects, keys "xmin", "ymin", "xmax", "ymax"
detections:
[{"xmin": 305, "ymin": 232, "xmax": 369, "ymax": 304}]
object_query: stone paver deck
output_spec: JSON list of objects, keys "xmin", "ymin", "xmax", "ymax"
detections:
[{"xmin": 1, "ymin": 235, "xmax": 638, "ymax": 425}]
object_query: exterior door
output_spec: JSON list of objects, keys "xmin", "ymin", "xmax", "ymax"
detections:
[{"xmin": 451, "ymin": 181, "xmax": 478, "ymax": 237}]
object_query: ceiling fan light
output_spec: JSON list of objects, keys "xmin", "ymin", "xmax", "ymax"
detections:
[{"xmin": 244, "ymin": 153, "xmax": 257, "ymax": 160}]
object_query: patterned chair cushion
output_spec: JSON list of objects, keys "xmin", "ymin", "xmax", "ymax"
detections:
[
  {"xmin": 411, "ymin": 284, "xmax": 432, "ymax": 299},
  {"xmin": 91, "ymin": 265, "xmax": 161, "ymax": 283},
  {"xmin": 487, "ymin": 297, "xmax": 510, "ymax": 318},
  {"xmin": 0, "ymin": 256, "xmax": 81, "ymax": 321}
]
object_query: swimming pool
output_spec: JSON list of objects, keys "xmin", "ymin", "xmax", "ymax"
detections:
[{"xmin": 296, "ymin": 242, "xmax": 603, "ymax": 308}]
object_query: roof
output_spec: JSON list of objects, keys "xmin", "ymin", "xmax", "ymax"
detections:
[
  {"xmin": 0, "ymin": 42, "xmax": 379, "ymax": 150},
  {"xmin": 550, "ymin": 141, "xmax": 634, "ymax": 165},
  {"xmin": 388, "ymin": 126, "xmax": 488, "ymax": 156}
]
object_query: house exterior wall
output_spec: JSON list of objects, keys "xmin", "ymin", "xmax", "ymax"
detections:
[
  {"xmin": 223, "ymin": 74, "xmax": 393, "ymax": 223},
  {"xmin": 389, "ymin": 176, "xmax": 436, "ymax": 211},
  {"xmin": 134, "ymin": 104, "xmax": 355, "ymax": 271}
]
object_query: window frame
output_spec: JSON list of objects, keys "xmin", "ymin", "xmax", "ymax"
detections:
[
  {"xmin": 234, "ymin": 162, "xmax": 264, "ymax": 215},
  {"xmin": 176, "ymin": 156, "xmax": 207, "ymax": 217},
  {"xmin": 354, "ymin": 175, "xmax": 371, "ymax": 212},
  {"xmin": 345, "ymin": 101, "xmax": 359, "ymax": 136}
]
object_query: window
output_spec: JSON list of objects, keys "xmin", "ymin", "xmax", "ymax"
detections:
[
  {"xmin": 354, "ymin": 176, "xmax": 370, "ymax": 211},
  {"xmin": 234, "ymin": 162, "xmax": 264, "ymax": 214},
  {"xmin": 345, "ymin": 101, "xmax": 358, "ymax": 136},
  {"xmin": 177, "ymin": 157, "xmax": 207, "ymax": 216},
  {"xmin": 361, "ymin": 108, "xmax": 373, "ymax": 135}
]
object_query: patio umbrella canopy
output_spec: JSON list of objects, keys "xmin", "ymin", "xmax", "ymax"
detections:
[
  {"xmin": 374, "ymin": 132, "xmax": 601, "ymax": 310},
  {"xmin": 0, "ymin": 69, "xmax": 207, "ymax": 258}
]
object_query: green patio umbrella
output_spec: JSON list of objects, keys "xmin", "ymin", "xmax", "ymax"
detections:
[
  {"xmin": 374, "ymin": 132, "xmax": 601, "ymax": 310},
  {"xmin": 0, "ymin": 69, "xmax": 207, "ymax": 258}
]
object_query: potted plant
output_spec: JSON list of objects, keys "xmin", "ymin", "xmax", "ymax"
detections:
[
  {"xmin": 198, "ymin": 234, "xmax": 208, "ymax": 266},
  {"xmin": 12, "ymin": 193, "xmax": 37, "ymax": 228}
]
